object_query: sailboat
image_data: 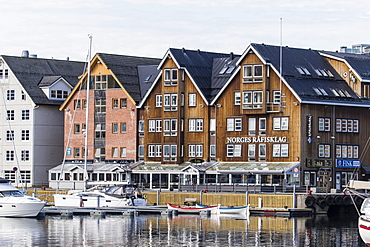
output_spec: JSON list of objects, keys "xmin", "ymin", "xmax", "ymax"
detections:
[{"xmin": 53, "ymin": 35, "xmax": 147, "ymax": 208}]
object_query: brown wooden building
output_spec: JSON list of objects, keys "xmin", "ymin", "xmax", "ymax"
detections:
[{"xmin": 49, "ymin": 44, "xmax": 370, "ymax": 191}]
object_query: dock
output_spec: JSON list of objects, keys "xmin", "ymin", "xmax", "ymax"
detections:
[{"xmin": 249, "ymin": 207, "xmax": 313, "ymax": 217}]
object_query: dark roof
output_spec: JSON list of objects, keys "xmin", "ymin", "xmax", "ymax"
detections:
[
  {"xmin": 251, "ymin": 43, "xmax": 363, "ymax": 104},
  {"xmin": 169, "ymin": 48, "xmax": 237, "ymax": 102},
  {"xmin": 2, "ymin": 55, "xmax": 85, "ymax": 105},
  {"xmin": 97, "ymin": 53, "xmax": 161, "ymax": 103},
  {"xmin": 38, "ymin": 75, "xmax": 64, "ymax": 87},
  {"xmin": 137, "ymin": 65, "xmax": 160, "ymax": 100},
  {"xmin": 320, "ymin": 51, "xmax": 370, "ymax": 81}
]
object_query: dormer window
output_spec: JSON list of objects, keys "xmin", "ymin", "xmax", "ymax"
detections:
[
  {"xmin": 243, "ymin": 64, "xmax": 263, "ymax": 83},
  {"xmin": 164, "ymin": 68, "xmax": 178, "ymax": 86},
  {"xmin": 51, "ymin": 90, "xmax": 69, "ymax": 99}
]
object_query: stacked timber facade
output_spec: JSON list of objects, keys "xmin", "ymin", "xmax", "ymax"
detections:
[{"xmin": 48, "ymin": 44, "xmax": 370, "ymax": 192}]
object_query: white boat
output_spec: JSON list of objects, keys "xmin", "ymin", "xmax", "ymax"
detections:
[
  {"xmin": 0, "ymin": 177, "xmax": 46, "ymax": 217},
  {"xmin": 196, "ymin": 203, "xmax": 250, "ymax": 216},
  {"xmin": 167, "ymin": 203, "xmax": 219, "ymax": 214},
  {"xmin": 54, "ymin": 182, "xmax": 147, "ymax": 208},
  {"xmin": 359, "ymin": 197, "xmax": 370, "ymax": 245}
]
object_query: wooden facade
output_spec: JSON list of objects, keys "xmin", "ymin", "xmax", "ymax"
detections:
[{"xmin": 50, "ymin": 44, "xmax": 370, "ymax": 191}]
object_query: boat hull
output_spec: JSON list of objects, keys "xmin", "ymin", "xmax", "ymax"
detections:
[
  {"xmin": 0, "ymin": 197, "xmax": 46, "ymax": 217},
  {"xmin": 167, "ymin": 203, "xmax": 219, "ymax": 214},
  {"xmin": 196, "ymin": 204, "xmax": 250, "ymax": 216},
  {"xmin": 359, "ymin": 215, "xmax": 370, "ymax": 245},
  {"xmin": 53, "ymin": 193, "xmax": 133, "ymax": 208}
]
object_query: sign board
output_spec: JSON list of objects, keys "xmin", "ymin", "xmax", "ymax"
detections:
[
  {"xmin": 66, "ymin": 147, "xmax": 72, "ymax": 156},
  {"xmin": 336, "ymin": 159, "xmax": 360, "ymax": 168},
  {"xmin": 306, "ymin": 158, "xmax": 332, "ymax": 168}
]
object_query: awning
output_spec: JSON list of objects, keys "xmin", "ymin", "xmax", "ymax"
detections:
[{"xmin": 215, "ymin": 162, "xmax": 300, "ymax": 175}]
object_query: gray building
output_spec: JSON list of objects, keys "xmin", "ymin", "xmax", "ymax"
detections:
[{"xmin": 0, "ymin": 52, "xmax": 85, "ymax": 186}]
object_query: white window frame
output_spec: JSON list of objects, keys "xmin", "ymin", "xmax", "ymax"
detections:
[
  {"xmin": 156, "ymin": 95, "xmax": 162, "ymax": 107},
  {"xmin": 189, "ymin": 93, "xmax": 196, "ymax": 107},
  {"xmin": 234, "ymin": 91, "xmax": 240, "ymax": 105}
]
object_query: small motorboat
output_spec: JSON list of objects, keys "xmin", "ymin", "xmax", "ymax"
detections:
[
  {"xmin": 167, "ymin": 203, "xmax": 219, "ymax": 214},
  {"xmin": 196, "ymin": 204, "xmax": 250, "ymax": 216},
  {"xmin": 359, "ymin": 197, "xmax": 370, "ymax": 245},
  {"xmin": 54, "ymin": 183, "xmax": 147, "ymax": 208},
  {"xmin": 0, "ymin": 177, "xmax": 46, "ymax": 217}
]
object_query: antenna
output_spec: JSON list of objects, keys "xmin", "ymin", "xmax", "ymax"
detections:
[{"xmin": 279, "ymin": 18, "xmax": 283, "ymax": 110}]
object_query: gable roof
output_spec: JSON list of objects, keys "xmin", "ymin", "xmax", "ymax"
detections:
[
  {"xmin": 97, "ymin": 53, "xmax": 161, "ymax": 103},
  {"xmin": 225, "ymin": 43, "xmax": 368, "ymax": 107},
  {"xmin": 169, "ymin": 48, "xmax": 239, "ymax": 103},
  {"xmin": 1, "ymin": 55, "xmax": 85, "ymax": 105},
  {"xmin": 320, "ymin": 51, "xmax": 370, "ymax": 83}
]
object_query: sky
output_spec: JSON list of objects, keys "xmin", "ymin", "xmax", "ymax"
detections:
[{"xmin": 1, "ymin": 0, "xmax": 370, "ymax": 62}]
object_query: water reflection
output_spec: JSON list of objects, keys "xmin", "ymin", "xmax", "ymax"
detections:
[{"xmin": 0, "ymin": 214, "xmax": 365, "ymax": 246}]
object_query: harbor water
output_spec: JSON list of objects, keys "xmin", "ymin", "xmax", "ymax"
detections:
[{"xmin": 0, "ymin": 214, "xmax": 365, "ymax": 247}]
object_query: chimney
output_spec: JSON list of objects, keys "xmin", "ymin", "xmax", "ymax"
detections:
[
  {"xmin": 21, "ymin": 50, "xmax": 29, "ymax": 57},
  {"xmin": 230, "ymin": 52, "xmax": 234, "ymax": 60}
]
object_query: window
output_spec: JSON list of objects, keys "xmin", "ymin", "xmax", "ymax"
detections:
[
  {"xmin": 188, "ymin": 144, "xmax": 203, "ymax": 157},
  {"xmin": 74, "ymin": 124, "xmax": 81, "ymax": 134},
  {"xmin": 112, "ymin": 123, "xmax": 118, "ymax": 133},
  {"xmin": 139, "ymin": 120, "xmax": 144, "ymax": 132},
  {"xmin": 7, "ymin": 90, "xmax": 15, "ymax": 100},
  {"xmin": 189, "ymin": 119, "xmax": 203, "ymax": 132},
  {"xmin": 21, "ymin": 150, "xmax": 30, "ymax": 161},
  {"xmin": 336, "ymin": 144, "xmax": 359, "ymax": 159},
  {"xmin": 234, "ymin": 92, "xmax": 240, "ymax": 105},
  {"xmin": 189, "ymin": 93, "xmax": 196, "ymax": 106},
  {"xmin": 51, "ymin": 90, "xmax": 68, "ymax": 99},
  {"xmin": 336, "ymin": 118, "xmax": 359, "ymax": 133},
  {"xmin": 164, "ymin": 93, "xmax": 178, "ymax": 111},
  {"xmin": 164, "ymin": 68, "xmax": 178, "ymax": 86},
  {"xmin": 273, "ymin": 117, "xmax": 289, "ymax": 130},
  {"xmin": 94, "ymin": 148, "xmax": 106, "ymax": 162},
  {"xmin": 112, "ymin": 147, "xmax": 119, "ymax": 158},
  {"xmin": 120, "ymin": 98, "xmax": 127, "ymax": 108},
  {"xmin": 318, "ymin": 117, "xmax": 330, "ymax": 132},
  {"xmin": 259, "ymin": 118, "xmax": 266, "ymax": 135},
  {"xmin": 4, "ymin": 69, "xmax": 8, "ymax": 79},
  {"xmin": 227, "ymin": 144, "xmax": 242, "ymax": 157},
  {"xmin": 163, "ymin": 144, "xmax": 177, "ymax": 160},
  {"xmin": 243, "ymin": 64, "xmax": 263, "ymax": 82},
  {"xmin": 156, "ymin": 95, "xmax": 162, "ymax": 107},
  {"xmin": 21, "ymin": 91, "xmax": 26, "ymax": 101},
  {"xmin": 259, "ymin": 144, "xmax": 266, "ymax": 158},
  {"xmin": 95, "ymin": 75, "xmax": 107, "ymax": 89},
  {"xmin": 120, "ymin": 147, "xmax": 127, "ymax": 158},
  {"xmin": 164, "ymin": 119, "xmax": 177, "ymax": 136},
  {"xmin": 273, "ymin": 91, "xmax": 281, "ymax": 104},
  {"xmin": 95, "ymin": 123, "xmax": 106, "ymax": 138},
  {"xmin": 74, "ymin": 148, "xmax": 80, "ymax": 158},
  {"xmin": 138, "ymin": 145, "xmax": 144, "ymax": 157},
  {"xmin": 121, "ymin": 123, "xmax": 127, "ymax": 133},
  {"xmin": 7, "ymin": 110, "xmax": 14, "ymax": 121},
  {"xmin": 6, "ymin": 150, "xmax": 14, "ymax": 161},
  {"xmin": 21, "ymin": 130, "xmax": 30, "ymax": 141},
  {"xmin": 74, "ymin": 99, "xmax": 81, "ymax": 110},
  {"xmin": 318, "ymin": 144, "xmax": 330, "ymax": 158},
  {"xmin": 210, "ymin": 145, "xmax": 216, "ymax": 157},
  {"xmin": 242, "ymin": 90, "xmax": 263, "ymax": 109},
  {"xmin": 6, "ymin": 130, "xmax": 14, "ymax": 141},
  {"xmin": 95, "ymin": 98, "xmax": 106, "ymax": 113},
  {"xmin": 248, "ymin": 144, "xmax": 256, "ymax": 158},
  {"xmin": 227, "ymin": 118, "xmax": 242, "ymax": 131},
  {"xmin": 210, "ymin": 119, "xmax": 216, "ymax": 132},
  {"xmin": 21, "ymin": 110, "xmax": 30, "ymax": 120},
  {"xmin": 248, "ymin": 118, "xmax": 256, "ymax": 135},
  {"xmin": 149, "ymin": 119, "xmax": 162, "ymax": 132},
  {"xmin": 112, "ymin": 99, "xmax": 119, "ymax": 108},
  {"xmin": 273, "ymin": 144, "xmax": 289, "ymax": 157},
  {"xmin": 82, "ymin": 99, "xmax": 87, "ymax": 109}
]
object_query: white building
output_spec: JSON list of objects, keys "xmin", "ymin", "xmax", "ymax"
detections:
[{"xmin": 0, "ymin": 52, "xmax": 84, "ymax": 186}]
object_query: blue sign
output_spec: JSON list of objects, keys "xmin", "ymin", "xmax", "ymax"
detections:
[
  {"xmin": 336, "ymin": 159, "xmax": 360, "ymax": 168},
  {"xmin": 66, "ymin": 147, "xmax": 72, "ymax": 155}
]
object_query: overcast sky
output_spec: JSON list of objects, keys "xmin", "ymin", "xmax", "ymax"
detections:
[{"xmin": 1, "ymin": 0, "xmax": 369, "ymax": 62}]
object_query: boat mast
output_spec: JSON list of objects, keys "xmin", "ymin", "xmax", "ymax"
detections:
[{"xmin": 84, "ymin": 34, "xmax": 92, "ymax": 191}]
